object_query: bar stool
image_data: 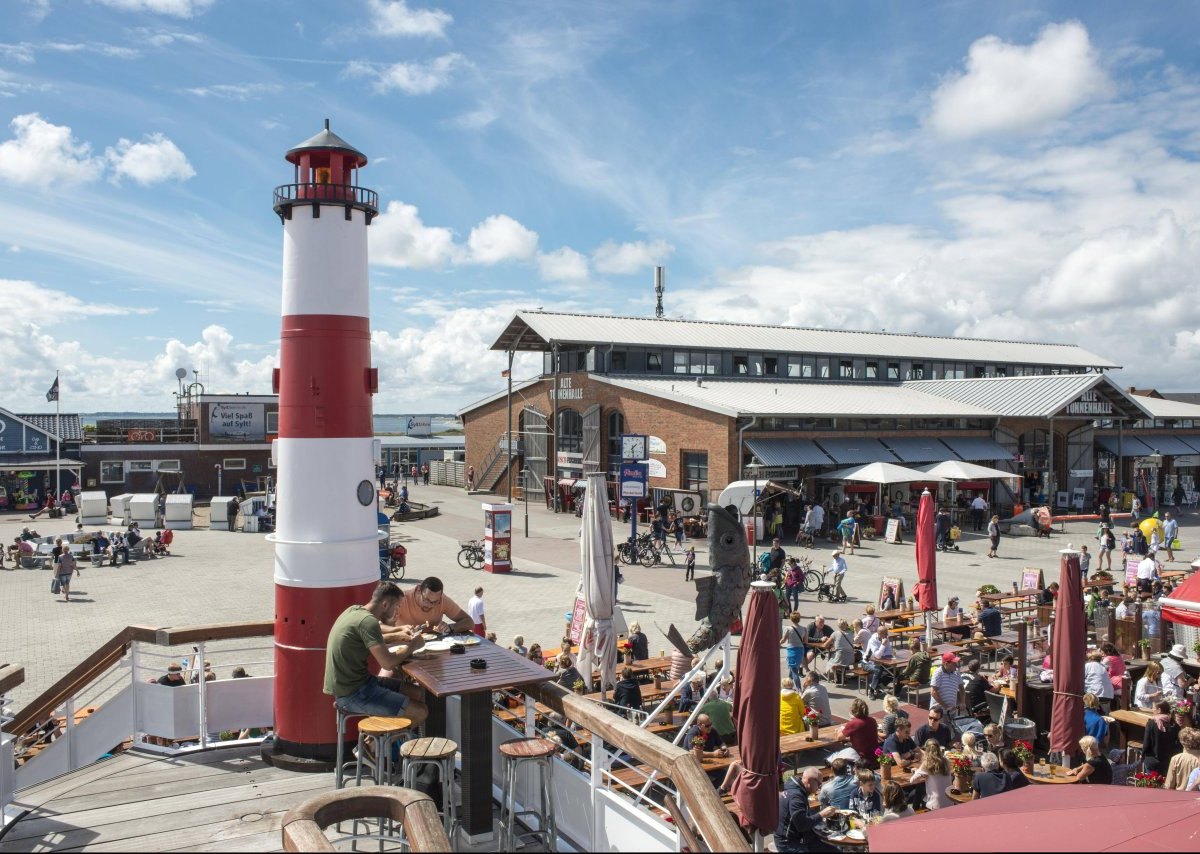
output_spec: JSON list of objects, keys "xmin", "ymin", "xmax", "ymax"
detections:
[
  {"xmin": 400, "ymin": 737, "xmax": 458, "ymax": 836},
  {"xmin": 498, "ymin": 737, "xmax": 557, "ymax": 852},
  {"xmin": 355, "ymin": 716, "xmax": 413, "ymax": 787},
  {"xmin": 334, "ymin": 704, "xmax": 368, "ymax": 790}
]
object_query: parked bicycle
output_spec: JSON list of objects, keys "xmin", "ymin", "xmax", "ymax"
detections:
[
  {"xmin": 457, "ymin": 539, "xmax": 484, "ymax": 570},
  {"xmin": 379, "ymin": 543, "xmax": 407, "ymax": 582}
]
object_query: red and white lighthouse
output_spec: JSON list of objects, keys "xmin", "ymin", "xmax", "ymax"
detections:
[{"xmin": 267, "ymin": 120, "xmax": 380, "ymax": 767}]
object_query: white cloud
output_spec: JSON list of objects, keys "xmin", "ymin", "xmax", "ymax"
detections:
[
  {"xmin": 345, "ymin": 53, "xmax": 463, "ymax": 95},
  {"xmin": 466, "ymin": 214, "xmax": 538, "ymax": 265},
  {"xmin": 0, "ymin": 40, "xmax": 140, "ymax": 63},
  {"xmin": 928, "ymin": 21, "xmax": 1112, "ymax": 139},
  {"xmin": 537, "ymin": 247, "xmax": 588, "ymax": 282},
  {"xmin": 90, "ymin": 0, "xmax": 215, "ymax": 17},
  {"xmin": 0, "ymin": 279, "xmax": 151, "ymax": 324},
  {"xmin": 0, "ymin": 113, "xmax": 104, "ymax": 186},
  {"xmin": 366, "ymin": 0, "xmax": 452, "ymax": 38},
  {"xmin": 23, "ymin": 0, "xmax": 51, "ymax": 21},
  {"xmin": 105, "ymin": 132, "xmax": 195, "ymax": 184},
  {"xmin": 591, "ymin": 238, "xmax": 673, "ymax": 275},
  {"xmin": 370, "ymin": 200, "xmax": 460, "ymax": 268},
  {"xmin": 130, "ymin": 27, "xmax": 204, "ymax": 47},
  {"xmin": 445, "ymin": 106, "xmax": 497, "ymax": 131},
  {"xmin": 181, "ymin": 82, "xmax": 283, "ymax": 100}
]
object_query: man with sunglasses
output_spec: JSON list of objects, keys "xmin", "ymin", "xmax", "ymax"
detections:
[{"xmin": 393, "ymin": 576, "xmax": 475, "ymax": 636}]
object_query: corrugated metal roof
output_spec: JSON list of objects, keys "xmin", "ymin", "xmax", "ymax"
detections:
[
  {"xmin": 813, "ymin": 438, "xmax": 897, "ymax": 464},
  {"xmin": 904, "ymin": 374, "xmax": 1143, "ymax": 419},
  {"xmin": 491, "ymin": 310, "xmax": 1119, "ymax": 368},
  {"xmin": 940, "ymin": 436, "xmax": 1014, "ymax": 461},
  {"xmin": 745, "ymin": 438, "xmax": 834, "ymax": 467},
  {"xmin": 15, "ymin": 413, "xmax": 84, "ymax": 442},
  {"xmin": 456, "ymin": 379, "xmax": 539, "ymax": 418},
  {"xmin": 590, "ymin": 376, "xmax": 994, "ymax": 418},
  {"xmin": 882, "ymin": 437, "xmax": 957, "ymax": 463},
  {"xmin": 1127, "ymin": 394, "xmax": 1200, "ymax": 419}
]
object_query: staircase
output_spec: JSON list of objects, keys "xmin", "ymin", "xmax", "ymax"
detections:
[{"xmin": 477, "ymin": 440, "xmax": 522, "ymax": 494}]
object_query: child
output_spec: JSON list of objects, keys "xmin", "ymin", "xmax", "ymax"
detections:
[
  {"xmin": 1121, "ymin": 532, "xmax": 1133, "ymax": 560},
  {"xmin": 1079, "ymin": 544, "xmax": 1091, "ymax": 580},
  {"xmin": 685, "ymin": 546, "xmax": 696, "ymax": 582}
]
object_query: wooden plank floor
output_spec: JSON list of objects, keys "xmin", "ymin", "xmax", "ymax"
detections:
[{"xmin": 0, "ymin": 746, "xmax": 334, "ymax": 852}]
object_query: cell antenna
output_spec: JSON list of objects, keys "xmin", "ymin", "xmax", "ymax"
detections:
[{"xmin": 654, "ymin": 266, "xmax": 665, "ymax": 318}]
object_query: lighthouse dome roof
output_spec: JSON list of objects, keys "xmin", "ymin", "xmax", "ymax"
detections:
[{"xmin": 285, "ymin": 120, "xmax": 367, "ymax": 167}]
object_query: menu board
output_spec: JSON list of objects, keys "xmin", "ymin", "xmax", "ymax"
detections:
[
  {"xmin": 879, "ymin": 576, "xmax": 905, "ymax": 610},
  {"xmin": 1125, "ymin": 557, "xmax": 1141, "ymax": 587},
  {"xmin": 1020, "ymin": 568, "xmax": 1044, "ymax": 590},
  {"xmin": 885, "ymin": 518, "xmax": 902, "ymax": 544}
]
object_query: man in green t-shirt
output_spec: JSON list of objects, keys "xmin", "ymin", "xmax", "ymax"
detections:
[{"xmin": 324, "ymin": 582, "xmax": 428, "ymax": 725}]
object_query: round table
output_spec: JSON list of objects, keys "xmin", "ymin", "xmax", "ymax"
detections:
[
  {"xmin": 1022, "ymin": 763, "xmax": 1077, "ymax": 783},
  {"xmin": 947, "ymin": 787, "xmax": 974, "ymax": 804}
]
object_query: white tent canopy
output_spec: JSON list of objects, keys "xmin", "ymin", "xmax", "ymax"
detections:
[
  {"xmin": 916, "ymin": 460, "xmax": 1020, "ymax": 481},
  {"xmin": 817, "ymin": 461, "xmax": 946, "ymax": 484}
]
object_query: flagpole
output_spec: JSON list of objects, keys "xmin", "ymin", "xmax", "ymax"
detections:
[{"xmin": 55, "ymin": 370, "xmax": 61, "ymax": 499}]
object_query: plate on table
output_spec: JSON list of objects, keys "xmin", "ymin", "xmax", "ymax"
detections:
[
  {"xmin": 420, "ymin": 635, "xmax": 482, "ymax": 652},
  {"xmin": 845, "ymin": 829, "xmax": 866, "ymax": 841}
]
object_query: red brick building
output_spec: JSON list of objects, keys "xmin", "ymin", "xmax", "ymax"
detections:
[{"xmin": 460, "ymin": 311, "xmax": 1200, "ymax": 515}]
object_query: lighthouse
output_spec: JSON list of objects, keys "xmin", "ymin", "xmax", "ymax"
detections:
[{"xmin": 266, "ymin": 120, "xmax": 380, "ymax": 768}]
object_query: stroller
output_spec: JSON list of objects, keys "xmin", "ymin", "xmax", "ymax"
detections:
[{"xmin": 937, "ymin": 524, "xmax": 961, "ymax": 552}]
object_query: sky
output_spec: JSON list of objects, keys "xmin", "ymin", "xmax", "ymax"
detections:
[{"xmin": 3, "ymin": 0, "xmax": 1200, "ymax": 414}]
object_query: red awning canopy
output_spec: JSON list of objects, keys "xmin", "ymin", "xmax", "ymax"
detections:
[
  {"xmin": 844, "ymin": 484, "xmax": 878, "ymax": 494},
  {"xmin": 867, "ymin": 785, "xmax": 1200, "ymax": 852},
  {"xmin": 957, "ymin": 481, "xmax": 990, "ymax": 490},
  {"xmin": 909, "ymin": 481, "xmax": 941, "ymax": 491},
  {"xmin": 1162, "ymin": 570, "xmax": 1200, "ymax": 627}
]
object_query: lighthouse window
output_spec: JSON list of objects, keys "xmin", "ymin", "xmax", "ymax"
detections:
[{"xmin": 315, "ymin": 167, "xmax": 331, "ymax": 184}]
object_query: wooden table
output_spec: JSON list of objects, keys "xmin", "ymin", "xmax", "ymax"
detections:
[
  {"xmin": 402, "ymin": 639, "xmax": 554, "ymax": 840},
  {"xmin": 876, "ymin": 607, "xmax": 921, "ymax": 622},
  {"xmin": 1022, "ymin": 763, "xmax": 1077, "ymax": 783},
  {"xmin": 1109, "ymin": 708, "xmax": 1152, "ymax": 748},
  {"xmin": 981, "ymin": 591, "xmax": 1039, "ymax": 605}
]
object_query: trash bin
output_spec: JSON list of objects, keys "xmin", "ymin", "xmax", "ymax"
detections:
[
  {"xmin": 873, "ymin": 514, "xmax": 885, "ymax": 535},
  {"xmin": 243, "ymin": 515, "xmax": 259, "ymax": 533},
  {"xmin": 1005, "ymin": 717, "xmax": 1037, "ymax": 745}
]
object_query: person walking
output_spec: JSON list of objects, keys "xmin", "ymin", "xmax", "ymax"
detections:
[
  {"xmin": 986, "ymin": 515, "xmax": 1000, "ymax": 558},
  {"xmin": 1131, "ymin": 494, "xmax": 1142, "ymax": 522},
  {"xmin": 55, "ymin": 547, "xmax": 78, "ymax": 602},
  {"xmin": 228, "ymin": 495, "xmax": 240, "ymax": 532},
  {"xmin": 421, "ymin": 464, "xmax": 429, "ymax": 485},
  {"xmin": 466, "ymin": 466, "xmax": 475, "ymax": 491},
  {"xmin": 685, "ymin": 546, "xmax": 696, "ymax": 581},
  {"xmin": 971, "ymin": 493, "xmax": 988, "ymax": 532},
  {"xmin": 466, "ymin": 586, "xmax": 486, "ymax": 638},
  {"xmin": 1163, "ymin": 512, "xmax": 1179, "ymax": 562}
]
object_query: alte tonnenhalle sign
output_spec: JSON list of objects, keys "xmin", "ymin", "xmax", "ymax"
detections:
[{"xmin": 1064, "ymin": 390, "xmax": 1113, "ymax": 417}]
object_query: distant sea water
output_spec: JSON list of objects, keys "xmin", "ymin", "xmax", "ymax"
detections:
[{"xmin": 78, "ymin": 412, "xmax": 461, "ymax": 433}]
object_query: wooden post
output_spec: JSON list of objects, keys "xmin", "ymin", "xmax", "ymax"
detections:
[{"xmin": 1015, "ymin": 621, "xmax": 1027, "ymax": 718}]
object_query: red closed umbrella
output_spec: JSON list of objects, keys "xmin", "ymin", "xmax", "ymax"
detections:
[
  {"xmin": 730, "ymin": 581, "xmax": 780, "ymax": 836},
  {"xmin": 1050, "ymin": 547, "xmax": 1085, "ymax": 757},
  {"xmin": 912, "ymin": 488, "xmax": 938, "ymax": 611}
]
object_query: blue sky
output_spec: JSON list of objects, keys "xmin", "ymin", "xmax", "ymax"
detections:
[{"xmin": 3, "ymin": 0, "xmax": 1200, "ymax": 413}]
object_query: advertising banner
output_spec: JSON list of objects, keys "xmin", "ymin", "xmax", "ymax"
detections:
[
  {"xmin": 483, "ymin": 502, "xmax": 513, "ymax": 573},
  {"xmin": 209, "ymin": 403, "xmax": 265, "ymax": 442},
  {"xmin": 406, "ymin": 415, "xmax": 432, "ymax": 437}
]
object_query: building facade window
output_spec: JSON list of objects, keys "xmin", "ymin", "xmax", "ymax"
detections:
[
  {"xmin": 787, "ymin": 357, "xmax": 802, "ymax": 378},
  {"xmin": 157, "ymin": 460, "xmax": 181, "ymax": 472},
  {"xmin": 764, "ymin": 356, "xmax": 779, "ymax": 376},
  {"xmin": 223, "ymin": 458, "xmax": 247, "ymax": 470},
  {"xmin": 266, "ymin": 411, "xmax": 279, "ymax": 434},
  {"xmin": 606, "ymin": 411, "xmax": 625, "ymax": 476},
  {"xmin": 128, "ymin": 460, "xmax": 153, "ymax": 473},
  {"xmin": 610, "ymin": 350, "xmax": 627, "ymax": 371},
  {"xmin": 887, "ymin": 362, "xmax": 901, "ymax": 380},
  {"xmin": 839, "ymin": 360, "xmax": 854, "ymax": 379},
  {"xmin": 557, "ymin": 409, "xmax": 583, "ymax": 453},
  {"xmin": 865, "ymin": 361, "xmax": 878, "ymax": 379},
  {"xmin": 817, "ymin": 357, "xmax": 832, "ymax": 379},
  {"xmin": 733, "ymin": 354, "xmax": 749, "ymax": 375},
  {"xmin": 908, "ymin": 363, "xmax": 925, "ymax": 380},
  {"xmin": 646, "ymin": 351, "xmax": 662, "ymax": 372},
  {"xmin": 683, "ymin": 451, "xmax": 708, "ymax": 494},
  {"xmin": 100, "ymin": 461, "xmax": 124, "ymax": 483}
]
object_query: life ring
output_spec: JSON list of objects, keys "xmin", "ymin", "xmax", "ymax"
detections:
[{"xmin": 681, "ymin": 496, "xmax": 696, "ymax": 513}]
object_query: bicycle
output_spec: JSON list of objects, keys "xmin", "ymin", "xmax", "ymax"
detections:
[
  {"xmin": 457, "ymin": 540, "xmax": 484, "ymax": 569},
  {"xmin": 643, "ymin": 540, "xmax": 677, "ymax": 567},
  {"xmin": 793, "ymin": 556, "xmax": 822, "ymax": 593}
]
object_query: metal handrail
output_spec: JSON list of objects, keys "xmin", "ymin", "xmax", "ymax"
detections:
[{"xmin": 272, "ymin": 182, "xmax": 378, "ymax": 215}]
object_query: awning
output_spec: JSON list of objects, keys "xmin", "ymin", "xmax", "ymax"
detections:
[
  {"xmin": 957, "ymin": 481, "xmax": 990, "ymax": 491},
  {"xmin": 0, "ymin": 457, "xmax": 84, "ymax": 471},
  {"xmin": 844, "ymin": 484, "xmax": 878, "ymax": 494},
  {"xmin": 880, "ymin": 437, "xmax": 957, "ymax": 463},
  {"xmin": 1138, "ymin": 435, "xmax": 1200, "ymax": 456},
  {"xmin": 743, "ymin": 438, "xmax": 832, "ymax": 467},
  {"xmin": 813, "ymin": 437, "xmax": 896, "ymax": 464},
  {"xmin": 1096, "ymin": 435, "xmax": 1155, "ymax": 457},
  {"xmin": 557, "ymin": 478, "xmax": 577, "ymax": 487},
  {"xmin": 917, "ymin": 460, "xmax": 1022, "ymax": 481},
  {"xmin": 1161, "ymin": 572, "xmax": 1200, "ymax": 627},
  {"xmin": 940, "ymin": 437, "xmax": 1013, "ymax": 461},
  {"xmin": 818, "ymin": 462, "xmax": 945, "ymax": 484}
]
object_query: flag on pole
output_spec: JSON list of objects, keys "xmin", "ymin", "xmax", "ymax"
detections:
[
  {"xmin": 46, "ymin": 377, "xmax": 59, "ymax": 402},
  {"xmin": 500, "ymin": 369, "xmax": 511, "ymax": 378}
]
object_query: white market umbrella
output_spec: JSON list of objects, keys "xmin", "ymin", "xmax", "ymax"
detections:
[
  {"xmin": 916, "ymin": 461, "xmax": 1021, "ymax": 481},
  {"xmin": 818, "ymin": 461, "xmax": 946, "ymax": 485},
  {"xmin": 577, "ymin": 471, "xmax": 618, "ymax": 696}
]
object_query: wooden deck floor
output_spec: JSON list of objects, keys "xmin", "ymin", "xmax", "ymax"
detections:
[{"xmin": 0, "ymin": 747, "xmax": 333, "ymax": 852}]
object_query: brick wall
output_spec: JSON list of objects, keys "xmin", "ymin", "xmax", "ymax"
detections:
[{"xmin": 462, "ymin": 374, "xmax": 735, "ymax": 500}]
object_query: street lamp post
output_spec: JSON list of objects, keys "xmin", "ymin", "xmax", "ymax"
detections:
[
  {"xmin": 214, "ymin": 463, "xmax": 222, "ymax": 497},
  {"xmin": 522, "ymin": 467, "xmax": 532, "ymax": 538},
  {"xmin": 746, "ymin": 457, "xmax": 763, "ymax": 564}
]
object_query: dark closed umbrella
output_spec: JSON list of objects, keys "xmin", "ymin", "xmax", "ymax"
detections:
[
  {"xmin": 913, "ymin": 488, "xmax": 938, "ymax": 612},
  {"xmin": 730, "ymin": 581, "xmax": 780, "ymax": 836},
  {"xmin": 1050, "ymin": 547, "xmax": 1085, "ymax": 757}
]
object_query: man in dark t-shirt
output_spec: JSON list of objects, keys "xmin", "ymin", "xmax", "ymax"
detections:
[
  {"xmin": 972, "ymin": 753, "xmax": 1008, "ymax": 798},
  {"xmin": 977, "ymin": 602, "xmax": 1003, "ymax": 637}
]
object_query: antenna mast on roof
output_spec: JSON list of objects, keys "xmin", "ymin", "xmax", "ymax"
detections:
[{"xmin": 654, "ymin": 266, "xmax": 665, "ymax": 318}]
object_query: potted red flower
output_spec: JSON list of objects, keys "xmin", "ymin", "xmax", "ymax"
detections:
[
  {"xmin": 875, "ymin": 748, "xmax": 896, "ymax": 782},
  {"xmin": 804, "ymin": 708, "xmax": 821, "ymax": 741},
  {"xmin": 950, "ymin": 755, "xmax": 975, "ymax": 792},
  {"xmin": 1129, "ymin": 771, "xmax": 1165, "ymax": 788},
  {"xmin": 1012, "ymin": 739, "xmax": 1035, "ymax": 773}
]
